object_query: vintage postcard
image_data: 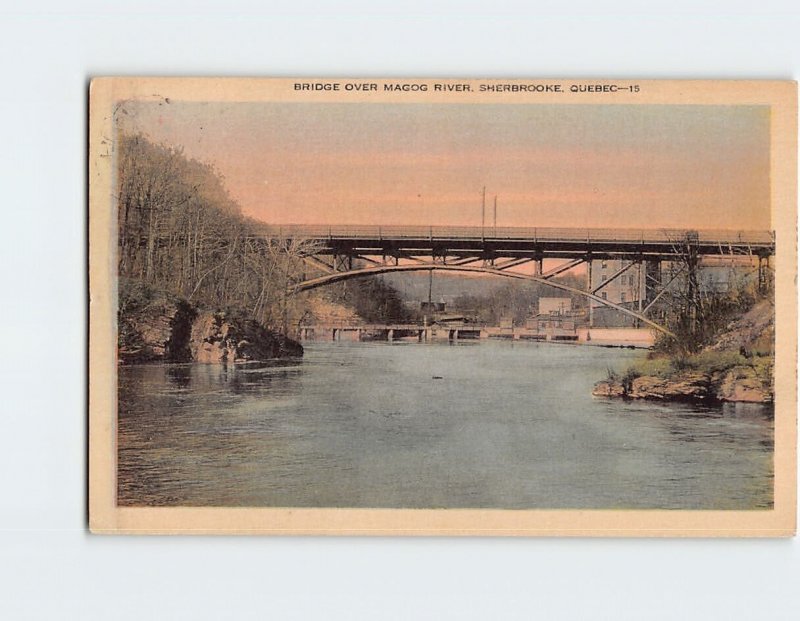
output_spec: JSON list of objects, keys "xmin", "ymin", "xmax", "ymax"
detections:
[{"xmin": 89, "ymin": 78, "xmax": 796, "ymax": 535}]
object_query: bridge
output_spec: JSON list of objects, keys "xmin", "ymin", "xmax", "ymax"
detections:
[
  {"xmin": 298, "ymin": 322, "xmax": 591, "ymax": 344},
  {"xmin": 297, "ymin": 323, "xmax": 657, "ymax": 348},
  {"xmin": 257, "ymin": 225, "xmax": 774, "ymax": 261},
  {"xmin": 255, "ymin": 225, "xmax": 775, "ymax": 337}
]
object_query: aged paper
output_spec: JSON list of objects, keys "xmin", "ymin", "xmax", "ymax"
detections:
[{"xmin": 89, "ymin": 78, "xmax": 796, "ymax": 535}]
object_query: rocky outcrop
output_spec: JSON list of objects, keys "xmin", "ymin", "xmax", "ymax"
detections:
[
  {"xmin": 629, "ymin": 372, "xmax": 712, "ymax": 401},
  {"xmin": 707, "ymin": 300, "xmax": 774, "ymax": 355},
  {"xmin": 118, "ymin": 297, "xmax": 184, "ymax": 363},
  {"xmin": 591, "ymin": 379, "xmax": 626, "ymax": 398},
  {"xmin": 593, "ymin": 299, "xmax": 774, "ymax": 404},
  {"xmin": 189, "ymin": 310, "xmax": 303, "ymax": 363},
  {"xmin": 592, "ymin": 373, "xmax": 712, "ymax": 402},
  {"xmin": 592, "ymin": 367, "xmax": 772, "ymax": 403},
  {"xmin": 118, "ymin": 296, "xmax": 302, "ymax": 364},
  {"xmin": 716, "ymin": 365, "xmax": 772, "ymax": 403}
]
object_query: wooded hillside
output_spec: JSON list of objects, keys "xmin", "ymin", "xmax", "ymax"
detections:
[{"xmin": 117, "ymin": 133, "xmax": 416, "ymax": 335}]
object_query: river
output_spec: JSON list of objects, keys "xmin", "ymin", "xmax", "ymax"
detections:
[{"xmin": 117, "ymin": 341, "xmax": 773, "ymax": 509}]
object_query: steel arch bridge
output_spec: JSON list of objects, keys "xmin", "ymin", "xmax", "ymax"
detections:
[
  {"xmin": 261, "ymin": 225, "xmax": 775, "ymax": 338},
  {"xmin": 291, "ymin": 262, "xmax": 676, "ymax": 335}
]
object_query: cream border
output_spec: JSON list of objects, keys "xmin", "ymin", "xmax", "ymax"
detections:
[{"xmin": 89, "ymin": 78, "xmax": 797, "ymax": 536}]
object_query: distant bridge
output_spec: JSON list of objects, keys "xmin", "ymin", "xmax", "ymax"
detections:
[
  {"xmin": 254, "ymin": 225, "xmax": 774, "ymax": 337},
  {"xmin": 298, "ymin": 323, "xmax": 580, "ymax": 344}
]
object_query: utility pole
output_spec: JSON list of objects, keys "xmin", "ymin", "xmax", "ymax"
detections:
[
  {"xmin": 493, "ymin": 195, "xmax": 497, "ymax": 236},
  {"xmin": 481, "ymin": 186, "xmax": 486, "ymax": 237}
]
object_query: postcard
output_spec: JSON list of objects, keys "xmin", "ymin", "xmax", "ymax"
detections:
[{"xmin": 89, "ymin": 78, "xmax": 796, "ymax": 535}]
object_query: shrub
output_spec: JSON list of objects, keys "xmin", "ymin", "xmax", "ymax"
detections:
[
  {"xmin": 686, "ymin": 350, "xmax": 747, "ymax": 373},
  {"xmin": 751, "ymin": 355, "xmax": 774, "ymax": 385},
  {"xmin": 118, "ymin": 278, "xmax": 157, "ymax": 316},
  {"xmin": 653, "ymin": 275, "xmax": 767, "ymax": 356}
]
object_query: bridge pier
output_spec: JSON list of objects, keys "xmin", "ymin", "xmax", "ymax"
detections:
[
  {"xmin": 758, "ymin": 255, "xmax": 769, "ymax": 293},
  {"xmin": 587, "ymin": 259, "xmax": 594, "ymax": 328},
  {"xmin": 299, "ymin": 327, "xmax": 314, "ymax": 341},
  {"xmin": 636, "ymin": 261, "xmax": 643, "ymax": 328}
]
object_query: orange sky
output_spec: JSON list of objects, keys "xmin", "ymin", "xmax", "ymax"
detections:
[{"xmin": 120, "ymin": 101, "xmax": 771, "ymax": 231}]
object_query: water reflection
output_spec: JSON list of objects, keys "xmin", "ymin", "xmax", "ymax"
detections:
[
  {"xmin": 166, "ymin": 364, "xmax": 192, "ymax": 388},
  {"xmin": 118, "ymin": 342, "xmax": 774, "ymax": 509}
]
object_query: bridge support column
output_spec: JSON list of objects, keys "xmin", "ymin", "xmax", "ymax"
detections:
[
  {"xmin": 758, "ymin": 256, "xmax": 767, "ymax": 293},
  {"xmin": 587, "ymin": 259, "xmax": 594, "ymax": 328},
  {"xmin": 644, "ymin": 260, "xmax": 662, "ymax": 309},
  {"xmin": 636, "ymin": 260, "xmax": 643, "ymax": 328}
]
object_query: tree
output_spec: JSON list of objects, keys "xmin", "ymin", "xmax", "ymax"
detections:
[
  {"xmin": 655, "ymin": 231, "xmax": 764, "ymax": 354},
  {"xmin": 116, "ymin": 132, "xmax": 317, "ymax": 334}
]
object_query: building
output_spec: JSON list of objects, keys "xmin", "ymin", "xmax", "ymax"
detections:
[
  {"xmin": 590, "ymin": 259, "xmax": 648, "ymax": 308},
  {"xmin": 588, "ymin": 256, "xmax": 759, "ymax": 327},
  {"xmin": 538, "ymin": 297, "xmax": 572, "ymax": 315},
  {"xmin": 420, "ymin": 301, "xmax": 446, "ymax": 313}
]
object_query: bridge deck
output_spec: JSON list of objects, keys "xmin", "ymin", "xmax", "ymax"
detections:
[
  {"xmin": 304, "ymin": 324, "xmax": 429, "ymax": 331},
  {"xmin": 257, "ymin": 225, "xmax": 774, "ymax": 258}
]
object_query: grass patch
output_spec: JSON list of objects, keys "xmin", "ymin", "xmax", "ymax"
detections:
[
  {"xmin": 627, "ymin": 357, "xmax": 673, "ymax": 379},
  {"xmin": 679, "ymin": 350, "xmax": 748, "ymax": 373},
  {"xmin": 622, "ymin": 350, "xmax": 753, "ymax": 382}
]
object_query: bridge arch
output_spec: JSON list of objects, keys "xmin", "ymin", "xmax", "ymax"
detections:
[{"xmin": 291, "ymin": 263, "xmax": 674, "ymax": 337}]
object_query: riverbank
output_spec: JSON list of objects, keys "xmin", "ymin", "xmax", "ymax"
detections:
[
  {"xmin": 593, "ymin": 301, "xmax": 774, "ymax": 403},
  {"xmin": 118, "ymin": 287, "xmax": 302, "ymax": 364}
]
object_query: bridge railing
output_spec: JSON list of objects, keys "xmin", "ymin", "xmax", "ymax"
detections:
[{"xmin": 256, "ymin": 225, "xmax": 774, "ymax": 246}]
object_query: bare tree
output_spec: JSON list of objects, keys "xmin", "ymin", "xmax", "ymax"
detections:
[
  {"xmin": 656, "ymin": 230, "xmax": 763, "ymax": 354},
  {"xmin": 116, "ymin": 132, "xmax": 320, "ymax": 336}
]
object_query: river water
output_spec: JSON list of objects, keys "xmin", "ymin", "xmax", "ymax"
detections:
[{"xmin": 117, "ymin": 341, "xmax": 773, "ymax": 509}]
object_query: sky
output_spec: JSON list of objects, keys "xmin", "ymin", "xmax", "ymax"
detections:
[{"xmin": 120, "ymin": 101, "xmax": 771, "ymax": 231}]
